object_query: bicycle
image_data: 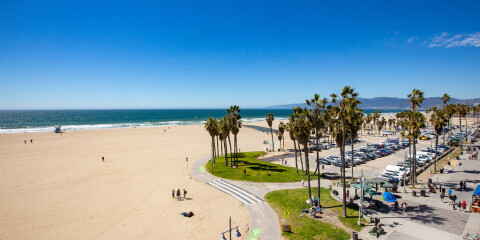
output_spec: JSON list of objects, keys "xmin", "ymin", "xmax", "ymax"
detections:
[{"xmin": 463, "ymin": 233, "xmax": 480, "ymax": 240}]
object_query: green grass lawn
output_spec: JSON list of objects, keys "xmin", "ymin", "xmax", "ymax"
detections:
[
  {"xmin": 206, "ymin": 151, "xmax": 313, "ymax": 182},
  {"xmin": 265, "ymin": 187, "xmax": 365, "ymax": 240}
]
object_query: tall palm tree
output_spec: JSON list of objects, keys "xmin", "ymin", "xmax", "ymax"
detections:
[
  {"xmin": 428, "ymin": 107, "xmax": 447, "ymax": 172},
  {"xmin": 331, "ymin": 85, "xmax": 359, "ymax": 218},
  {"xmin": 373, "ymin": 110, "xmax": 381, "ymax": 135},
  {"xmin": 218, "ymin": 116, "xmax": 231, "ymax": 167},
  {"xmin": 228, "ymin": 105, "xmax": 242, "ymax": 166},
  {"xmin": 306, "ymin": 94, "xmax": 328, "ymax": 207},
  {"xmin": 444, "ymin": 104, "xmax": 456, "ymax": 146},
  {"xmin": 404, "ymin": 111, "xmax": 426, "ymax": 186},
  {"xmin": 407, "ymin": 88, "xmax": 424, "ymax": 182},
  {"xmin": 346, "ymin": 108, "xmax": 363, "ymax": 180},
  {"xmin": 278, "ymin": 122, "xmax": 286, "ymax": 151},
  {"xmin": 286, "ymin": 121, "xmax": 300, "ymax": 174},
  {"xmin": 266, "ymin": 113, "xmax": 275, "ymax": 151},
  {"xmin": 292, "ymin": 107, "xmax": 313, "ymax": 204},
  {"xmin": 456, "ymin": 104, "xmax": 468, "ymax": 149},
  {"xmin": 205, "ymin": 117, "xmax": 218, "ymax": 173},
  {"xmin": 441, "ymin": 94, "xmax": 451, "ymax": 110}
]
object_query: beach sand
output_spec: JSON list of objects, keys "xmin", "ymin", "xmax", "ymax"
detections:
[
  {"xmin": 0, "ymin": 122, "xmax": 275, "ymax": 240},
  {"xmin": 0, "ymin": 115, "xmax": 475, "ymax": 239}
]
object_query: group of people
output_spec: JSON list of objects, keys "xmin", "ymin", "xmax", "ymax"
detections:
[
  {"xmin": 393, "ymin": 200, "xmax": 408, "ymax": 212},
  {"xmin": 172, "ymin": 188, "xmax": 187, "ymax": 200},
  {"xmin": 440, "ymin": 185, "xmax": 469, "ymax": 212},
  {"xmin": 472, "ymin": 196, "xmax": 480, "ymax": 212},
  {"xmin": 24, "ymin": 139, "xmax": 33, "ymax": 144}
]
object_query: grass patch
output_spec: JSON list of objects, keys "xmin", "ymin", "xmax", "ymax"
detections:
[
  {"xmin": 206, "ymin": 151, "xmax": 312, "ymax": 182},
  {"xmin": 265, "ymin": 187, "xmax": 365, "ymax": 240}
]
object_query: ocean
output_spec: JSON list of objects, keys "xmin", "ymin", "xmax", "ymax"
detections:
[{"xmin": 0, "ymin": 109, "xmax": 405, "ymax": 134}]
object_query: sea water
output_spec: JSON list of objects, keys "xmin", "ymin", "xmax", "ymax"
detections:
[{"xmin": 0, "ymin": 109, "xmax": 404, "ymax": 134}]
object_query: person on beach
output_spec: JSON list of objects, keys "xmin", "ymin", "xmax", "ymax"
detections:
[
  {"xmin": 102, "ymin": 156, "xmax": 104, "ymax": 162},
  {"xmin": 459, "ymin": 181, "xmax": 463, "ymax": 190},
  {"xmin": 30, "ymin": 139, "xmax": 33, "ymax": 143},
  {"xmin": 462, "ymin": 201, "xmax": 467, "ymax": 212},
  {"xmin": 183, "ymin": 189, "xmax": 187, "ymax": 199},
  {"xmin": 172, "ymin": 189, "xmax": 175, "ymax": 198},
  {"xmin": 177, "ymin": 189, "xmax": 181, "ymax": 200},
  {"xmin": 394, "ymin": 200, "xmax": 399, "ymax": 211},
  {"xmin": 24, "ymin": 140, "xmax": 26, "ymax": 144},
  {"xmin": 301, "ymin": 179, "xmax": 304, "ymax": 187},
  {"xmin": 243, "ymin": 168, "xmax": 246, "ymax": 175},
  {"xmin": 401, "ymin": 202, "xmax": 407, "ymax": 212}
]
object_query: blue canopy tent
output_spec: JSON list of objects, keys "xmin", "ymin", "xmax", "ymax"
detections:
[
  {"xmin": 382, "ymin": 192, "xmax": 397, "ymax": 203},
  {"xmin": 473, "ymin": 185, "xmax": 480, "ymax": 196}
]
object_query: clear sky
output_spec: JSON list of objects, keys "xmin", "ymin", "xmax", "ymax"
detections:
[{"xmin": 1, "ymin": 1, "xmax": 479, "ymax": 109}]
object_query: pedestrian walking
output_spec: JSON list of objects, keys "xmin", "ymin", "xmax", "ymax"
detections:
[
  {"xmin": 301, "ymin": 179, "xmax": 304, "ymax": 187},
  {"xmin": 285, "ymin": 159, "xmax": 287, "ymax": 165},
  {"xmin": 453, "ymin": 194, "xmax": 457, "ymax": 205},
  {"xmin": 401, "ymin": 202, "xmax": 407, "ymax": 212},
  {"xmin": 24, "ymin": 140, "xmax": 26, "ymax": 144},
  {"xmin": 183, "ymin": 189, "xmax": 187, "ymax": 199},
  {"xmin": 440, "ymin": 193, "xmax": 444, "ymax": 202},
  {"xmin": 449, "ymin": 195, "xmax": 453, "ymax": 205},
  {"xmin": 281, "ymin": 158, "xmax": 284, "ymax": 165},
  {"xmin": 102, "ymin": 156, "xmax": 104, "ymax": 162},
  {"xmin": 462, "ymin": 201, "xmax": 467, "ymax": 212},
  {"xmin": 439, "ymin": 184, "xmax": 442, "ymax": 194},
  {"xmin": 459, "ymin": 181, "xmax": 463, "ymax": 190},
  {"xmin": 463, "ymin": 181, "xmax": 467, "ymax": 190},
  {"xmin": 346, "ymin": 189, "xmax": 350, "ymax": 199},
  {"xmin": 394, "ymin": 200, "xmax": 399, "ymax": 211},
  {"xmin": 30, "ymin": 139, "xmax": 33, "ymax": 143},
  {"xmin": 177, "ymin": 189, "xmax": 181, "ymax": 200},
  {"xmin": 243, "ymin": 168, "xmax": 246, "ymax": 175},
  {"xmin": 172, "ymin": 189, "xmax": 175, "ymax": 198}
]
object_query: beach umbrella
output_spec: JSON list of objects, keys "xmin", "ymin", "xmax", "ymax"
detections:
[
  {"xmin": 473, "ymin": 185, "xmax": 480, "ymax": 196},
  {"xmin": 382, "ymin": 192, "xmax": 397, "ymax": 203}
]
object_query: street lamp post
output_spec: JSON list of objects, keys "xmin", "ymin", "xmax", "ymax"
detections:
[
  {"xmin": 220, "ymin": 216, "xmax": 241, "ymax": 240},
  {"xmin": 358, "ymin": 169, "xmax": 364, "ymax": 226}
]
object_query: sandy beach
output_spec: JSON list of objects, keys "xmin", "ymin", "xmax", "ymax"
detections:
[
  {"xmin": 0, "ymin": 115, "xmax": 475, "ymax": 239},
  {"xmin": 0, "ymin": 123, "xmax": 272, "ymax": 239}
]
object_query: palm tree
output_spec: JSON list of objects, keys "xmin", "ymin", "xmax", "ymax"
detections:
[
  {"xmin": 266, "ymin": 113, "xmax": 275, "ymax": 151},
  {"xmin": 428, "ymin": 107, "xmax": 447, "ymax": 172},
  {"xmin": 441, "ymin": 94, "xmax": 451, "ymax": 110},
  {"xmin": 373, "ymin": 110, "xmax": 381, "ymax": 135},
  {"xmin": 456, "ymin": 104, "xmax": 468, "ymax": 149},
  {"xmin": 286, "ymin": 121, "xmax": 300, "ymax": 174},
  {"xmin": 331, "ymin": 85, "xmax": 359, "ymax": 218},
  {"xmin": 278, "ymin": 122, "xmax": 286, "ymax": 151},
  {"xmin": 218, "ymin": 116, "xmax": 231, "ymax": 167},
  {"xmin": 404, "ymin": 111, "xmax": 426, "ymax": 186},
  {"xmin": 292, "ymin": 107, "xmax": 313, "ymax": 205},
  {"xmin": 205, "ymin": 117, "xmax": 218, "ymax": 173},
  {"xmin": 306, "ymin": 94, "xmax": 328, "ymax": 207},
  {"xmin": 346, "ymin": 108, "xmax": 363, "ymax": 180},
  {"xmin": 407, "ymin": 88, "xmax": 424, "ymax": 183},
  {"xmin": 444, "ymin": 104, "xmax": 455, "ymax": 146},
  {"xmin": 228, "ymin": 105, "xmax": 242, "ymax": 166}
]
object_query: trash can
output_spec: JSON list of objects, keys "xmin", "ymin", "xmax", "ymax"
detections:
[
  {"xmin": 440, "ymin": 168, "xmax": 444, "ymax": 173},
  {"xmin": 421, "ymin": 190, "xmax": 426, "ymax": 197},
  {"xmin": 282, "ymin": 225, "xmax": 291, "ymax": 232},
  {"xmin": 352, "ymin": 231, "xmax": 358, "ymax": 240},
  {"xmin": 412, "ymin": 190, "xmax": 417, "ymax": 196}
]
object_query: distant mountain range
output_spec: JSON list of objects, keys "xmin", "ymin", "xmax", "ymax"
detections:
[{"xmin": 267, "ymin": 97, "xmax": 480, "ymax": 110}]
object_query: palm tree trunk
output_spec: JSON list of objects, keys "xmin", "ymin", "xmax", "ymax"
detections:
[
  {"xmin": 228, "ymin": 135, "xmax": 233, "ymax": 168},
  {"xmin": 434, "ymin": 135, "xmax": 439, "ymax": 172},
  {"xmin": 211, "ymin": 136, "xmax": 215, "ymax": 173},
  {"xmin": 294, "ymin": 139, "xmax": 299, "ymax": 175},
  {"xmin": 459, "ymin": 116, "xmax": 463, "ymax": 149},
  {"xmin": 234, "ymin": 135, "xmax": 238, "ymax": 167},
  {"xmin": 216, "ymin": 136, "xmax": 220, "ymax": 157},
  {"xmin": 316, "ymin": 138, "xmax": 321, "ymax": 207},
  {"xmin": 270, "ymin": 127, "xmax": 274, "ymax": 151},
  {"xmin": 413, "ymin": 140, "xmax": 417, "ymax": 186},
  {"xmin": 304, "ymin": 143, "xmax": 312, "ymax": 206},
  {"xmin": 224, "ymin": 139, "xmax": 228, "ymax": 166},
  {"xmin": 299, "ymin": 147, "xmax": 304, "ymax": 173},
  {"xmin": 351, "ymin": 135, "xmax": 354, "ymax": 180},
  {"xmin": 341, "ymin": 119, "xmax": 347, "ymax": 218}
]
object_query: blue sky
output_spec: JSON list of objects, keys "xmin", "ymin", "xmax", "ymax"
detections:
[{"xmin": 1, "ymin": 0, "xmax": 479, "ymax": 109}]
